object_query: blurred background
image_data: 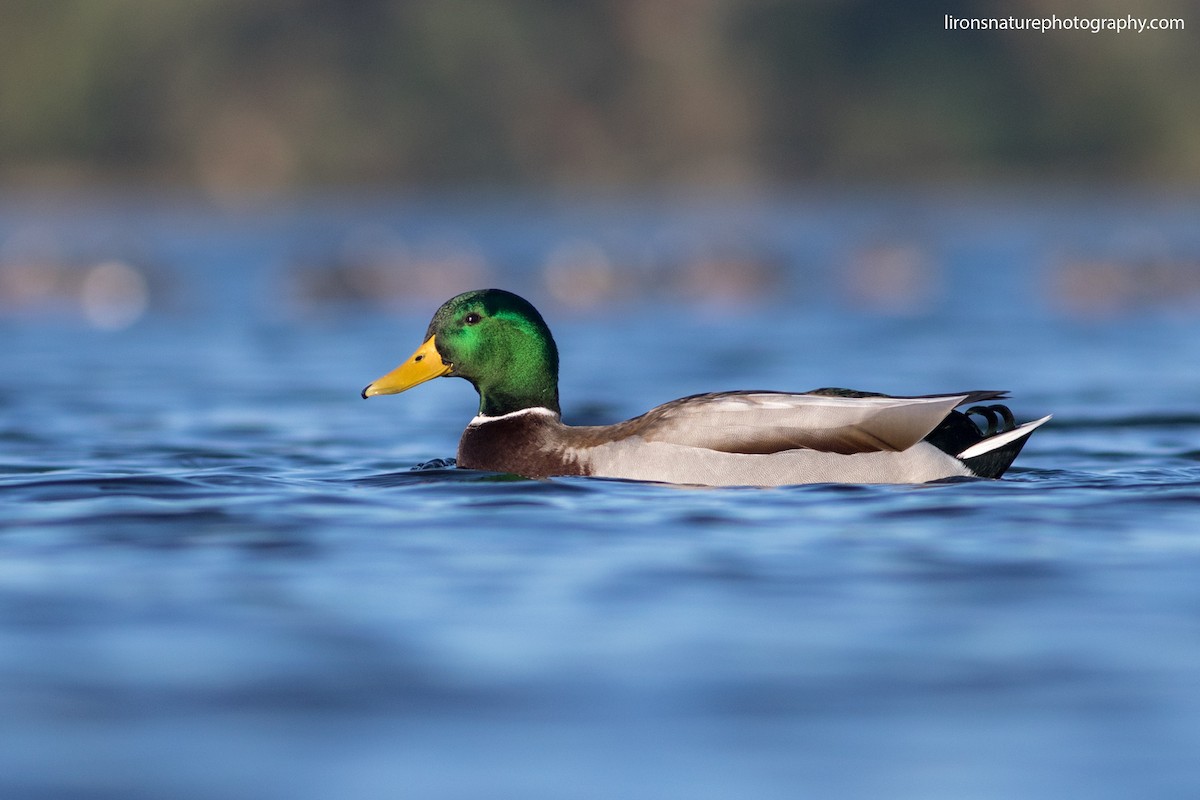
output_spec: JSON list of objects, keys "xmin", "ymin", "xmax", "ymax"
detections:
[
  {"xmin": 3, "ymin": 0, "xmax": 1199, "ymax": 188},
  {"xmin": 1, "ymin": 0, "xmax": 1198, "ymax": 327}
]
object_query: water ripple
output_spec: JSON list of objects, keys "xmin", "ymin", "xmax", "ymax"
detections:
[{"xmin": 4, "ymin": 309, "xmax": 1200, "ymax": 800}]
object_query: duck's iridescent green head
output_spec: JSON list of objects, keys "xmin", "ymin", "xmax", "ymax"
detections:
[{"xmin": 362, "ymin": 289, "xmax": 560, "ymax": 417}]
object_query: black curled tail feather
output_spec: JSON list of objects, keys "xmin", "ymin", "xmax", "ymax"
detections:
[{"xmin": 924, "ymin": 403, "xmax": 1033, "ymax": 479}]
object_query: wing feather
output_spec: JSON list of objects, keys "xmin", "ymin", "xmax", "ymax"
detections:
[{"xmin": 610, "ymin": 391, "xmax": 979, "ymax": 455}]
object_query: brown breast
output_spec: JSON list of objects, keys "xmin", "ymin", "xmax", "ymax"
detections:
[{"xmin": 456, "ymin": 411, "xmax": 592, "ymax": 479}]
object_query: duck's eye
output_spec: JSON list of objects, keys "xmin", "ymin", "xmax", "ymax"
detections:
[{"xmin": 464, "ymin": 312, "xmax": 482, "ymax": 325}]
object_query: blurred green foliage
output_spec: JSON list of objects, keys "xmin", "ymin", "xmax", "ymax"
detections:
[{"xmin": 0, "ymin": 0, "xmax": 1196, "ymax": 189}]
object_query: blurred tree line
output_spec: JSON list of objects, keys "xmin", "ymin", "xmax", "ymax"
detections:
[{"xmin": 0, "ymin": 0, "xmax": 1196, "ymax": 191}]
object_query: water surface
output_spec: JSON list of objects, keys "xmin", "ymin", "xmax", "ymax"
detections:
[{"xmin": 3, "ymin": 193, "xmax": 1200, "ymax": 799}]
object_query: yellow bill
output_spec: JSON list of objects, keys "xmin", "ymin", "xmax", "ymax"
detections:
[{"xmin": 361, "ymin": 335, "xmax": 452, "ymax": 398}]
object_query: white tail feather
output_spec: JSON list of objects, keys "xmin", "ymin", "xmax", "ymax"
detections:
[{"xmin": 958, "ymin": 415, "xmax": 1052, "ymax": 460}]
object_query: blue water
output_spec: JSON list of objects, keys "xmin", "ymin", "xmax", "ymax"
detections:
[{"xmin": 3, "ymin": 192, "xmax": 1200, "ymax": 799}]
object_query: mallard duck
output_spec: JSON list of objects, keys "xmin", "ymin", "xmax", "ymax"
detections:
[{"xmin": 362, "ymin": 289, "xmax": 1050, "ymax": 486}]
